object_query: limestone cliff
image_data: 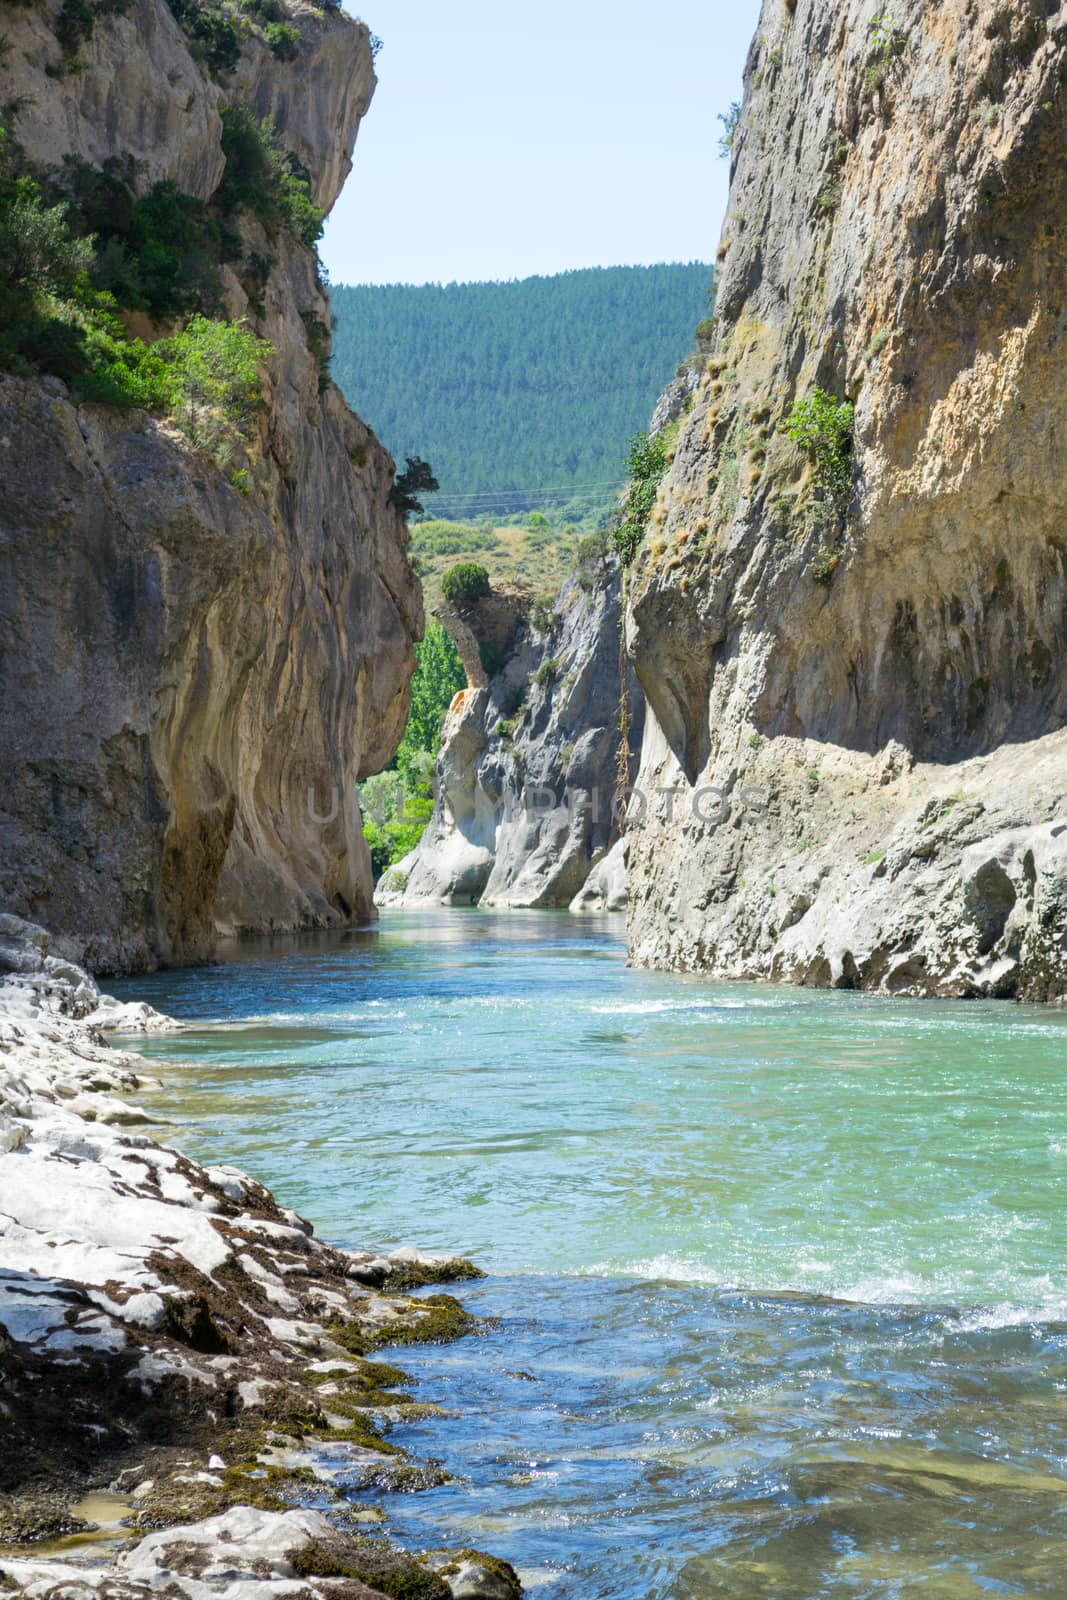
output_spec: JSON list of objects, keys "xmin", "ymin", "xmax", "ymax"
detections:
[
  {"xmin": 378, "ymin": 564, "xmax": 642, "ymax": 911},
  {"xmin": 0, "ymin": 1, "xmax": 421, "ymax": 972},
  {"xmin": 626, "ymin": 0, "xmax": 1067, "ymax": 1000}
]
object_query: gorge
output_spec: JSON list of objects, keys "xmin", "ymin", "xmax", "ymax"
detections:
[{"xmin": 3, "ymin": 0, "xmax": 1067, "ymax": 1595}]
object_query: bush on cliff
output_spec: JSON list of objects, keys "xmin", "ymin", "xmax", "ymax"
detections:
[
  {"xmin": 60, "ymin": 158, "xmax": 238, "ymax": 319},
  {"xmin": 611, "ymin": 429, "xmax": 671, "ymax": 566},
  {"xmin": 441, "ymin": 562, "xmax": 491, "ymax": 608},
  {"xmin": 389, "ymin": 454, "xmax": 440, "ymax": 517},
  {"xmin": 216, "ymin": 105, "xmax": 325, "ymax": 247},
  {"xmin": 0, "ymin": 159, "xmax": 271, "ymax": 444},
  {"xmin": 166, "ymin": 0, "xmax": 316, "ymax": 73},
  {"xmin": 782, "ymin": 387, "xmax": 854, "ymax": 515},
  {"xmin": 50, "ymin": 0, "xmax": 130, "ymax": 64},
  {"xmin": 0, "ymin": 111, "xmax": 273, "ymax": 461}
]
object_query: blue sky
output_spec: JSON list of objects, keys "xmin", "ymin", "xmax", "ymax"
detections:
[{"xmin": 322, "ymin": 0, "xmax": 762, "ymax": 287}]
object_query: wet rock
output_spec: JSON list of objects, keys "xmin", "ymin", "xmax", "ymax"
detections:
[
  {"xmin": 424, "ymin": 1548, "xmax": 524, "ymax": 1600},
  {"xmin": 0, "ymin": 1507, "xmax": 420, "ymax": 1596},
  {"xmin": 570, "ymin": 837, "xmax": 627, "ymax": 913}
]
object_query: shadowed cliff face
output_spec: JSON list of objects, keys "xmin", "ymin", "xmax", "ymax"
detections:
[
  {"xmin": 0, "ymin": 3, "xmax": 421, "ymax": 973},
  {"xmin": 626, "ymin": 0, "xmax": 1067, "ymax": 999}
]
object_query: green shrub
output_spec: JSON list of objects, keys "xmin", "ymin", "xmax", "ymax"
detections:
[
  {"xmin": 717, "ymin": 101, "xmax": 741, "ymax": 160},
  {"xmin": 362, "ymin": 790, "xmax": 433, "ymax": 878},
  {"xmin": 104, "ymin": 182, "xmax": 231, "ymax": 316},
  {"xmin": 576, "ymin": 529, "xmax": 609, "ymax": 568},
  {"xmin": 782, "ymin": 387, "xmax": 854, "ymax": 509},
  {"xmin": 167, "ymin": 0, "xmax": 241, "ymax": 72},
  {"xmin": 0, "ymin": 189, "xmax": 95, "ymax": 294},
  {"xmin": 0, "ymin": 111, "xmax": 272, "ymax": 470},
  {"xmin": 393, "ymin": 619, "xmax": 465, "ymax": 791},
  {"xmin": 264, "ymin": 20, "xmax": 300, "ymax": 57},
  {"xmin": 300, "ymin": 307, "xmax": 332, "ymax": 390},
  {"xmin": 217, "ymin": 105, "xmax": 325, "ymax": 246},
  {"xmin": 529, "ymin": 596, "xmax": 557, "ymax": 634},
  {"xmin": 359, "ymin": 620, "xmax": 465, "ymax": 875},
  {"xmin": 869, "ymin": 12, "xmax": 908, "ymax": 61},
  {"xmin": 533, "ymin": 657, "xmax": 561, "ymax": 688},
  {"xmin": 441, "ymin": 561, "xmax": 491, "ymax": 607},
  {"xmin": 611, "ymin": 429, "xmax": 671, "ymax": 566},
  {"xmin": 53, "ymin": 0, "xmax": 129, "ymax": 60},
  {"xmin": 154, "ymin": 314, "xmax": 272, "ymax": 458},
  {"xmin": 864, "ymin": 12, "xmax": 908, "ymax": 98}
]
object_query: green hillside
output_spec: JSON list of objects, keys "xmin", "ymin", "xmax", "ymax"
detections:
[{"xmin": 329, "ymin": 263, "xmax": 713, "ymax": 524}]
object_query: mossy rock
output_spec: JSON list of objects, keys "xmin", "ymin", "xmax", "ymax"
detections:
[
  {"xmin": 385, "ymin": 1258, "xmax": 484, "ymax": 1291},
  {"xmin": 364, "ymin": 1295, "xmax": 477, "ymax": 1352},
  {"xmin": 291, "ymin": 1534, "xmax": 452, "ymax": 1599},
  {"xmin": 431, "ymin": 1547, "xmax": 523, "ymax": 1600},
  {"xmin": 330, "ymin": 1294, "xmax": 477, "ymax": 1356},
  {"xmin": 0, "ymin": 1497, "xmax": 91, "ymax": 1547}
]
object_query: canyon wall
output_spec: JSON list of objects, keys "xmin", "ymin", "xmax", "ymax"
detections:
[
  {"xmin": 0, "ymin": 0, "xmax": 420, "ymax": 973},
  {"xmin": 378, "ymin": 565, "xmax": 642, "ymax": 911},
  {"xmin": 626, "ymin": 0, "xmax": 1067, "ymax": 999}
]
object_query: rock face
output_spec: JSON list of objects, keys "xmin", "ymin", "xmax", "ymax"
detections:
[
  {"xmin": 0, "ymin": 914, "xmax": 521, "ymax": 1597},
  {"xmin": 625, "ymin": 0, "xmax": 1067, "ymax": 1000},
  {"xmin": 0, "ymin": 2, "xmax": 420, "ymax": 974},
  {"xmin": 378, "ymin": 566, "xmax": 642, "ymax": 911}
]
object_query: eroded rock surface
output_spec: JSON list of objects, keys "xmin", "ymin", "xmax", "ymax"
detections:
[
  {"xmin": 0, "ymin": 3, "xmax": 420, "ymax": 974},
  {"xmin": 378, "ymin": 567, "xmax": 642, "ymax": 911},
  {"xmin": 626, "ymin": 0, "xmax": 1067, "ymax": 1000}
]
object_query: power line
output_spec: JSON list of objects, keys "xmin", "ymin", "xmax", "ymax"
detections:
[
  {"xmin": 423, "ymin": 488, "xmax": 621, "ymax": 512},
  {"xmin": 425, "ymin": 479, "xmax": 621, "ymax": 500}
]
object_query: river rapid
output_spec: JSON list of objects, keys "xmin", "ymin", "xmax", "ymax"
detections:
[{"xmin": 112, "ymin": 910, "xmax": 1067, "ymax": 1598}]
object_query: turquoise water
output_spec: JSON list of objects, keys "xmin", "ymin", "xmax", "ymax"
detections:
[{"xmin": 113, "ymin": 911, "xmax": 1067, "ymax": 1596}]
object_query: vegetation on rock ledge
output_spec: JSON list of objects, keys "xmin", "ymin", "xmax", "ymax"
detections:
[
  {"xmin": 0, "ymin": 101, "xmax": 323, "ymax": 465},
  {"xmin": 611, "ymin": 429, "xmax": 672, "ymax": 566}
]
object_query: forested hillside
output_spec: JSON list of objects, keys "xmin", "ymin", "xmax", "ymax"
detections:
[{"xmin": 330, "ymin": 264, "xmax": 713, "ymax": 522}]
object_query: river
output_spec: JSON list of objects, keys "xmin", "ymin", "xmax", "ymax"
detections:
[{"xmin": 112, "ymin": 910, "xmax": 1067, "ymax": 1597}]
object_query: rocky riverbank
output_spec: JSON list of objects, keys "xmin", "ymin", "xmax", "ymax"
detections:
[{"xmin": 0, "ymin": 916, "xmax": 518, "ymax": 1597}]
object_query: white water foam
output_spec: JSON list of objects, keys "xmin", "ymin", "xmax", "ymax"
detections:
[{"xmin": 578, "ymin": 1255, "xmax": 1067, "ymax": 1324}]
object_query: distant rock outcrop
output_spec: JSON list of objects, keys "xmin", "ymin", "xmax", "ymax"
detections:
[{"xmin": 378, "ymin": 565, "xmax": 642, "ymax": 911}]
